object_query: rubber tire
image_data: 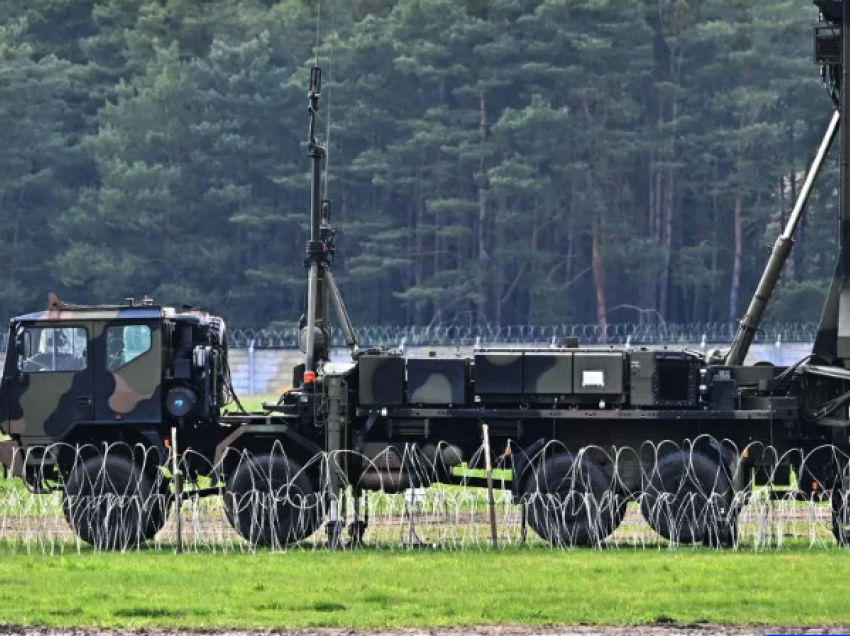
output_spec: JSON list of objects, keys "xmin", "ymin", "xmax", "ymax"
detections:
[
  {"xmin": 702, "ymin": 508, "xmax": 739, "ymax": 548},
  {"xmin": 641, "ymin": 450, "xmax": 735, "ymax": 545},
  {"xmin": 832, "ymin": 501, "xmax": 850, "ymax": 546},
  {"xmin": 832, "ymin": 477, "xmax": 850, "ymax": 546},
  {"xmin": 224, "ymin": 453, "xmax": 321, "ymax": 548},
  {"xmin": 522, "ymin": 453, "xmax": 623, "ymax": 547},
  {"xmin": 62, "ymin": 455, "xmax": 169, "ymax": 550}
]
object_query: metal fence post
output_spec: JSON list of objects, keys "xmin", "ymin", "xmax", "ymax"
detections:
[
  {"xmin": 248, "ymin": 338, "xmax": 256, "ymax": 395},
  {"xmin": 482, "ymin": 424, "xmax": 498, "ymax": 549},
  {"xmin": 171, "ymin": 426, "xmax": 183, "ymax": 554}
]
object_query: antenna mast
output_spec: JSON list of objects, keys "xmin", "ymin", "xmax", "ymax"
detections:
[
  {"xmin": 302, "ymin": 64, "xmax": 328, "ymax": 380},
  {"xmin": 300, "ymin": 64, "xmax": 358, "ymax": 383}
]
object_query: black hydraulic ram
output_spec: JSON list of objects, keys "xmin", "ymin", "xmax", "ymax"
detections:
[{"xmin": 726, "ymin": 108, "xmax": 840, "ymax": 366}]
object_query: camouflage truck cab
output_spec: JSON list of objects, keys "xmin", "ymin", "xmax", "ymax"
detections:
[{"xmin": 0, "ymin": 296, "xmax": 232, "ymax": 491}]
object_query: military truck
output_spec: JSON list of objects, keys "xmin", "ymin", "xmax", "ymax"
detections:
[{"xmin": 3, "ymin": 0, "xmax": 850, "ymax": 550}]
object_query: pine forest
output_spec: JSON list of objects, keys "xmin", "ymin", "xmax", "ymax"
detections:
[{"xmin": 0, "ymin": 0, "xmax": 838, "ymax": 330}]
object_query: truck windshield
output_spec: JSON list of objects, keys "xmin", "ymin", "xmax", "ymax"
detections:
[{"xmin": 18, "ymin": 326, "xmax": 88, "ymax": 372}]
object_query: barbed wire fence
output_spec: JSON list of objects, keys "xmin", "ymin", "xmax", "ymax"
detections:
[
  {"xmin": 0, "ymin": 322, "xmax": 821, "ymax": 353},
  {"xmin": 2, "ymin": 438, "xmax": 848, "ymax": 554},
  {"xmin": 225, "ymin": 322, "xmax": 820, "ymax": 349}
]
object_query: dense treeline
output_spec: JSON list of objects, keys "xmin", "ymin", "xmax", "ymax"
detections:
[{"xmin": 0, "ymin": 0, "xmax": 839, "ymax": 329}]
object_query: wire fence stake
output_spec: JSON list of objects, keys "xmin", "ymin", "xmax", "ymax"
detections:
[
  {"xmin": 482, "ymin": 423, "xmax": 498, "ymax": 549},
  {"xmin": 171, "ymin": 426, "xmax": 183, "ymax": 554}
]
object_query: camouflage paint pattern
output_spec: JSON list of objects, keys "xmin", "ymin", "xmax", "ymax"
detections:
[
  {"xmin": 12, "ymin": 369, "xmax": 77, "ymax": 436},
  {"xmin": 408, "ymin": 374, "xmax": 454, "ymax": 404},
  {"xmin": 522, "ymin": 352, "xmax": 573, "ymax": 395},
  {"xmin": 0, "ymin": 319, "xmax": 92, "ymax": 439},
  {"xmin": 0, "ymin": 302, "xmax": 165, "ymax": 443},
  {"xmin": 15, "ymin": 306, "xmax": 162, "ymax": 323},
  {"xmin": 406, "ymin": 357, "xmax": 467, "ymax": 405},
  {"xmin": 473, "ymin": 352, "xmax": 524, "ymax": 394},
  {"xmin": 93, "ymin": 320, "xmax": 162, "ymax": 419},
  {"xmin": 358, "ymin": 355, "xmax": 404, "ymax": 405}
]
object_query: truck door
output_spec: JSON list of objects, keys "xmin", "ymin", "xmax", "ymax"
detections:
[
  {"xmin": 94, "ymin": 321, "xmax": 162, "ymax": 423},
  {"xmin": 8, "ymin": 322, "xmax": 94, "ymax": 441}
]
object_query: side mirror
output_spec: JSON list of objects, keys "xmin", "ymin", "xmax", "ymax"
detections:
[
  {"xmin": 14, "ymin": 330, "xmax": 28, "ymax": 358},
  {"xmin": 14, "ymin": 330, "xmax": 32, "ymax": 381}
]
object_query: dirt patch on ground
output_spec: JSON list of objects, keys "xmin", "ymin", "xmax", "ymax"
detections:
[{"xmin": 1, "ymin": 626, "xmax": 848, "ymax": 635}]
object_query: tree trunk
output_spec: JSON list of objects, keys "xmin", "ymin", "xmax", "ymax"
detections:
[
  {"xmin": 477, "ymin": 90, "xmax": 488, "ymax": 323},
  {"xmin": 729, "ymin": 194, "xmax": 743, "ymax": 324},
  {"xmin": 529, "ymin": 203, "xmax": 539, "ymax": 321},
  {"xmin": 708, "ymin": 187, "xmax": 719, "ymax": 322},
  {"xmin": 652, "ymin": 169, "xmax": 663, "ymax": 308},
  {"xmin": 659, "ymin": 96, "xmax": 676, "ymax": 322},
  {"xmin": 643, "ymin": 151, "xmax": 659, "ymax": 316},
  {"xmin": 592, "ymin": 214, "xmax": 608, "ymax": 340},
  {"xmin": 494, "ymin": 197, "xmax": 505, "ymax": 324},
  {"xmin": 415, "ymin": 160, "xmax": 425, "ymax": 324},
  {"xmin": 406, "ymin": 198, "xmax": 415, "ymax": 324}
]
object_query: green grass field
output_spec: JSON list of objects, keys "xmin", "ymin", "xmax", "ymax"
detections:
[
  {"xmin": 1, "ymin": 392, "xmax": 847, "ymax": 630},
  {"xmin": 0, "ymin": 547, "xmax": 849, "ymax": 629}
]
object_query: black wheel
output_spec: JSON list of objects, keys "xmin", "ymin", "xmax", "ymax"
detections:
[
  {"xmin": 522, "ymin": 453, "xmax": 623, "ymax": 547},
  {"xmin": 832, "ymin": 488, "xmax": 850, "ymax": 546},
  {"xmin": 62, "ymin": 454, "xmax": 169, "ymax": 550},
  {"xmin": 702, "ymin": 506, "xmax": 739, "ymax": 548},
  {"xmin": 224, "ymin": 453, "xmax": 321, "ymax": 548},
  {"xmin": 831, "ymin": 456, "xmax": 850, "ymax": 546},
  {"xmin": 641, "ymin": 450, "xmax": 735, "ymax": 545}
]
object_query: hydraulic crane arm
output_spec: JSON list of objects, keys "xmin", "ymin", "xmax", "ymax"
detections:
[{"xmin": 725, "ymin": 109, "xmax": 840, "ymax": 366}]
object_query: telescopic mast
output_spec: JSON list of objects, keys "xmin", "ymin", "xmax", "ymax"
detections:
[
  {"xmin": 302, "ymin": 64, "xmax": 326, "ymax": 380},
  {"xmin": 301, "ymin": 64, "xmax": 358, "ymax": 381}
]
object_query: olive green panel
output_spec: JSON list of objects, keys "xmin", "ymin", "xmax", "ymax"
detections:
[
  {"xmin": 358, "ymin": 355, "xmax": 404, "ymax": 405},
  {"xmin": 409, "ymin": 374, "xmax": 454, "ymax": 404},
  {"xmin": 4, "ymin": 321, "xmax": 93, "ymax": 439},
  {"xmin": 406, "ymin": 358, "xmax": 468, "ymax": 405},
  {"xmin": 523, "ymin": 353, "xmax": 572, "ymax": 395}
]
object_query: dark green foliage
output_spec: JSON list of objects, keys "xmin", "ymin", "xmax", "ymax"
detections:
[
  {"xmin": 764, "ymin": 279, "xmax": 830, "ymax": 324},
  {"xmin": 0, "ymin": 0, "xmax": 837, "ymax": 328}
]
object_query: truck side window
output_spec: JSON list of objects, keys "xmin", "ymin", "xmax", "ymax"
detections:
[
  {"xmin": 106, "ymin": 325, "xmax": 152, "ymax": 371},
  {"xmin": 17, "ymin": 327, "xmax": 88, "ymax": 373}
]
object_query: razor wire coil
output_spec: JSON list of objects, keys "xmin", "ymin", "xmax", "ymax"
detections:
[
  {"xmin": 221, "ymin": 322, "xmax": 820, "ymax": 349},
  {"xmin": 1, "ymin": 438, "xmax": 848, "ymax": 553},
  {"xmin": 0, "ymin": 323, "xmax": 821, "ymax": 352}
]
